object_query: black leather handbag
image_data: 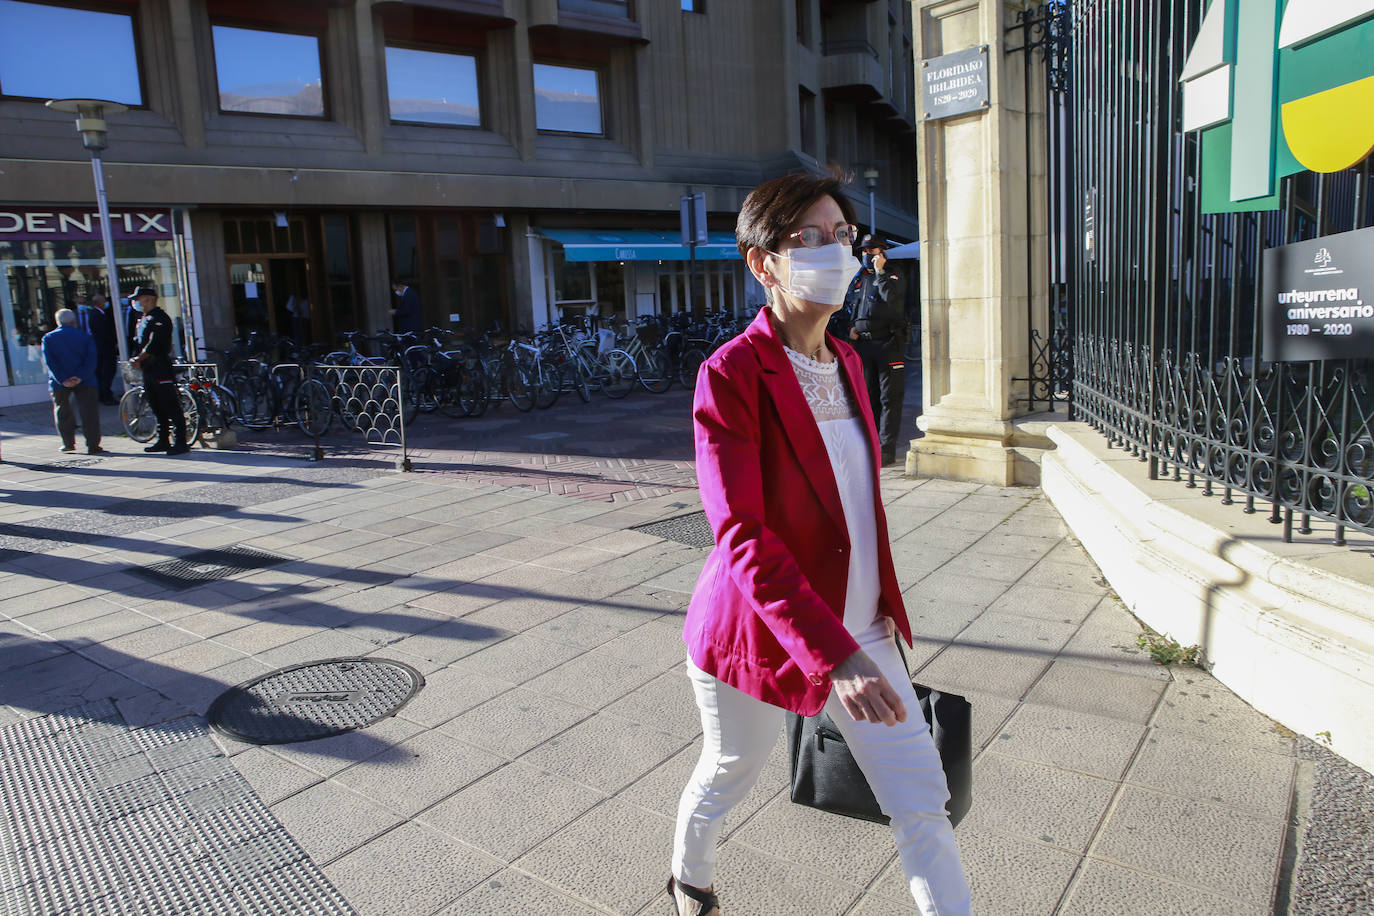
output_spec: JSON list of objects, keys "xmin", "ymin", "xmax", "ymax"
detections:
[{"xmin": 785, "ymin": 655, "xmax": 973, "ymax": 827}]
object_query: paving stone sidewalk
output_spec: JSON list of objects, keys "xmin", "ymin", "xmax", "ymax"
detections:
[{"xmin": 0, "ymin": 391, "xmax": 1364, "ymax": 915}]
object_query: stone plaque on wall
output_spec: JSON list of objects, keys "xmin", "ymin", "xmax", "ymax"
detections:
[
  {"xmin": 920, "ymin": 45, "xmax": 990, "ymax": 121},
  {"xmin": 1261, "ymin": 225, "xmax": 1374, "ymax": 362}
]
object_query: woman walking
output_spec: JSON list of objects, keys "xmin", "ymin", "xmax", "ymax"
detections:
[{"xmin": 669, "ymin": 173, "xmax": 971, "ymax": 916}]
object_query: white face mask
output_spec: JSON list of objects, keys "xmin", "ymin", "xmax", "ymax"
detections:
[{"xmin": 767, "ymin": 243, "xmax": 860, "ymax": 307}]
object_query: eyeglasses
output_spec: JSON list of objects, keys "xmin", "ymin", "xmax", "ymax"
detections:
[{"xmin": 782, "ymin": 223, "xmax": 860, "ymax": 249}]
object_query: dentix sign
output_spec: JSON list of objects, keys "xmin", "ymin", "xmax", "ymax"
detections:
[{"xmin": 1179, "ymin": 0, "xmax": 1374, "ymax": 213}]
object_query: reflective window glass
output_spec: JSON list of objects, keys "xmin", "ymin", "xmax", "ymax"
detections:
[
  {"xmin": 0, "ymin": 1, "xmax": 141, "ymax": 105},
  {"xmin": 533, "ymin": 64, "xmax": 601, "ymax": 135},
  {"xmin": 385, "ymin": 46, "xmax": 479, "ymax": 126},
  {"xmin": 212, "ymin": 25, "xmax": 324, "ymax": 117}
]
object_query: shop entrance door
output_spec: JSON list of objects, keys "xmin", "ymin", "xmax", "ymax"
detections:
[
  {"xmin": 228, "ymin": 258, "xmax": 309, "ymax": 343},
  {"xmin": 270, "ymin": 258, "xmax": 311, "ymax": 345}
]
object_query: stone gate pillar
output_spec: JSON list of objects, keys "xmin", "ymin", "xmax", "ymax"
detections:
[{"xmin": 907, "ymin": 0, "xmax": 1044, "ymax": 485}]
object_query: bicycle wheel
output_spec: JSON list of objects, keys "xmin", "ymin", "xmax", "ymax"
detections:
[
  {"xmin": 436, "ymin": 367, "xmax": 466, "ymax": 419},
  {"xmin": 411, "ymin": 366, "xmax": 439, "ymax": 413},
  {"xmin": 120, "ymin": 387, "xmax": 157, "ymax": 442},
  {"xmin": 601, "ymin": 349, "xmax": 635, "ymax": 400},
  {"xmin": 638, "ymin": 347, "xmax": 672, "ymax": 394},
  {"xmin": 211, "ymin": 385, "xmax": 238, "ymax": 430},
  {"xmin": 463, "ymin": 364, "xmax": 490, "ymax": 417},
  {"xmin": 507, "ymin": 363, "xmax": 536, "ymax": 412},
  {"xmin": 232, "ymin": 374, "xmax": 274, "ymax": 429},
  {"xmin": 563, "ymin": 360, "xmax": 591, "ymax": 403},
  {"xmin": 179, "ymin": 387, "xmax": 201, "ymax": 446},
  {"xmin": 533, "ymin": 362, "xmax": 560, "ymax": 409},
  {"xmin": 195, "ymin": 387, "xmax": 232, "ymax": 445},
  {"xmin": 295, "ymin": 379, "xmax": 334, "ymax": 436},
  {"xmin": 679, "ymin": 347, "xmax": 707, "ymax": 389}
]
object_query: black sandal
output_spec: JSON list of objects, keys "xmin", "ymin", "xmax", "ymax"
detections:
[{"xmin": 667, "ymin": 876, "xmax": 721, "ymax": 915}]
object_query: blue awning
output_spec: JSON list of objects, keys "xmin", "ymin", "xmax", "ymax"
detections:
[{"xmin": 538, "ymin": 228, "xmax": 741, "ymax": 262}]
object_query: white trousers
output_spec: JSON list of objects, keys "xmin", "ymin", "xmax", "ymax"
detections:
[{"xmin": 672, "ymin": 620, "xmax": 972, "ymax": 915}]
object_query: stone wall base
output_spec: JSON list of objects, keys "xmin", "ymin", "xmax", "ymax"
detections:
[
  {"xmin": 1043, "ymin": 422, "xmax": 1374, "ymax": 774},
  {"xmin": 905, "ymin": 407, "xmax": 1066, "ymax": 487},
  {"xmin": 907, "ymin": 432, "xmax": 1015, "ymax": 486}
]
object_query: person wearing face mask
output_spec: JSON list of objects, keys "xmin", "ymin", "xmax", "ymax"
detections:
[
  {"xmin": 666, "ymin": 173, "xmax": 970, "ymax": 916},
  {"xmin": 844, "ymin": 234, "xmax": 909, "ymax": 465},
  {"xmin": 391, "ymin": 279, "xmax": 423, "ymax": 334}
]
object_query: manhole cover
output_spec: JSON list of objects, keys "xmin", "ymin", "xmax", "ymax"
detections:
[
  {"xmin": 208, "ymin": 657, "xmax": 424, "ymax": 745},
  {"xmin": 7, "ymin": 457, "xmax": 105, "ymax": 472},
  {"xmin": 128, "ymin": 546, "xmax": 288, "ymax": 590},
  {"xmin": 632, "ymin": 511, "xmax": 715, "ymax": 548}
]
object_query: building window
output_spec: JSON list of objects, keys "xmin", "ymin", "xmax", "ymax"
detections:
[
  {"xmin": 681, "ymin": 0, "xmax": 701, "ymax": 10},
  {"xmin": 534, "ymin": 63, "xmax": 602, "ymax": 135},
  {"xmin": 559, "ymin": 0, "xmax": 631, "ymax": 18},
  {"xmin": 385, "ymin": 46, "xmax": 480, "ymax": 127},
  {"xmin": 795, "ymin": 0, "xmax": 809, "ymax": 46},
  {"xmin": 212, "ymin": 24, "xmax": 325, "ymax": 117},
  {"xmin": 799, "ymin": 87, "xmax": 816, "ymax": 158},
  {"xmin": 0, "ymin": 0, "xmax": 142, "ymax": 105},
  {"xmin": 552, "ymin": 249, "xmax": 593, "ymax": 304}
]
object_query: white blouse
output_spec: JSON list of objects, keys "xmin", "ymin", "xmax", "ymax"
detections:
[{"xmin": 784, "ymin": 346, "xmax": 881, "ymax": 636}]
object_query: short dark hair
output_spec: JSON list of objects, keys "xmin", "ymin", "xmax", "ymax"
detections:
[{"xmin": 735, "ymin": 171, "xmax": 858, "ymax": 260}]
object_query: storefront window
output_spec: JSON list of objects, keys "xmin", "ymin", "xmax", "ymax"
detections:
[
  {"xmin": 656, "ymin": 261, "xmax": 739, "ymax": 316},
  {"xmin": 552, "ymin": 249, "xmax": 592, "ymax": 304},
  {"xmin": 389, "ymin": 215, "xmax": 420, "ymax": 283},
  {"xmin": 0, "ymin": 1, "xmax": 142, "ymax": 105},
  {"xmin": 0, "ymin": 209, "xmax": 186, "ymax": 387},
  {"xmin": 212, "ymin": 25, "xmax": 325, "ymax": 117},
  {"xmin": 385, "ymin": 46, "xmax": 480, "ymax": 127},
  {"xmin": 533, "ymin": 64, "xmax": 602, "ymax": 135},
  {"xmin": 594, "ymin": 262, "xmax": 625, "ymax": 317},
  {"xmin": 322, "ymin": 215, "xmax": 358, "ymax": 338}
]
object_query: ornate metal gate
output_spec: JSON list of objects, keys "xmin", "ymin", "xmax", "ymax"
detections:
[
  {"xmin": 1060, "ymin": 0, "xmax": 1374, "ymax": 541},
  {"xmin": 1008, "ymin": 2, "xmax": 1073, "ymax": 413}
]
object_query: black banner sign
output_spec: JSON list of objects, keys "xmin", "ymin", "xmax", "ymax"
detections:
[
  {"xmin": 920, "ymin": 45, "xmax": 989, "ymax": 122},
  {"xmin": 1261, "ymin": 226, "xmax": 1374, "ymax": 362}
]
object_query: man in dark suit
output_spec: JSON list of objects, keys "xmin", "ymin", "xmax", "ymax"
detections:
[
  {"xmin": 842, "ymin": 234, "xmax": 910, "ymax": 465},
  {"xmin": 391, "ymin": 280, "xmax": 423, "ymax": 334},
  {"xmin": 78, "ymin": 292, "xmax": 120, "ymax": 404}
]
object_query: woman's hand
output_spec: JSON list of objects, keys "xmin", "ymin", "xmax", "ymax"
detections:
[{"xmin": 830, "ymin": 648, "xmax": 907, "ymax": 726}]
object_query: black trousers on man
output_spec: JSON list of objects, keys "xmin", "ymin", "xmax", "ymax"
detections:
[
  {"xmin": 145, "ymin": 376, "xmax": 187, "ymax": 447},
  {"xmin": 96, "ymin": 351, "xmax": 117, "ymax": 404},
  {"xmin": 855, "ymin": 339, "xmax": 907, "ymax": 464}
]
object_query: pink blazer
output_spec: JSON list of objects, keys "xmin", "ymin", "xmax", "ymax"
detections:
[{"xmin": 685, "ymin": 307, "xmax": 912, "ymax": 716}]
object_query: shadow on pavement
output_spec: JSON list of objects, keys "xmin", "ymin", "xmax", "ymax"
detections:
[{"xmin": 0, "ymin": 630, "xmax": 394, "ymax": 765}]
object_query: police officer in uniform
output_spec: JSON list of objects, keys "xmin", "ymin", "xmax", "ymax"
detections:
[
  {"xmin": 128, "ymin": 286, "xmax": 189, "ymax": 455},
  {"xmin": 843, "ymin": 234, "xmax": 909, "ymax": 465}
]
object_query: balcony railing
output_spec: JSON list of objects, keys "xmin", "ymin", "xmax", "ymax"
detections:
[{"xmin": 558, "ymin": 0, "xmax": 632, "ymax": 19}]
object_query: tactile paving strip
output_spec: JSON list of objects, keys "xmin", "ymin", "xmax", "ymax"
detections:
[
  {"xmin": 127, "ymin": 546, "xmax": 289, "ymax": 591},
  {"xmin": 632, "ymin": 510, "xmax": 716, "ymax": 548},
  {"xmin": 0, "ymin": 700, "xmax": 356, "ymax": 916},
  {"xmin": 207, "ymin": 657, "xmax": 424, "ymax": 745}
]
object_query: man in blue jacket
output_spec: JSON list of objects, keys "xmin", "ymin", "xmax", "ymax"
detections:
[{"xmin": 41, "ymin": 309, "xmax": 103, "ymax": 454}]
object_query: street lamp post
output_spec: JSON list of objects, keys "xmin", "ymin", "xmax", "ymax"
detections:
[
  {"xmin": 45, "ymin": 98, "xmax": 130, "ymax": 362},
  {"xmin": 863, "ymin": 167, "xmax": 880, "ymax": 238}
]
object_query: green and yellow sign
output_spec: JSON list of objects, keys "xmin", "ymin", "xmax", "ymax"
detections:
[{"xmin": 1180, "ymin": 0, "xmax": 1374, "ymax": 213}]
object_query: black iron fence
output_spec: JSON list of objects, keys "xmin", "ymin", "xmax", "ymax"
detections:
[
  {"xmin": 1008, "ymin": 3, "xmax": 1072, "ymax": 412},
  {"xmin": 1058, "ymin": 0, "xmax": 1374, "ymax": 542}
]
